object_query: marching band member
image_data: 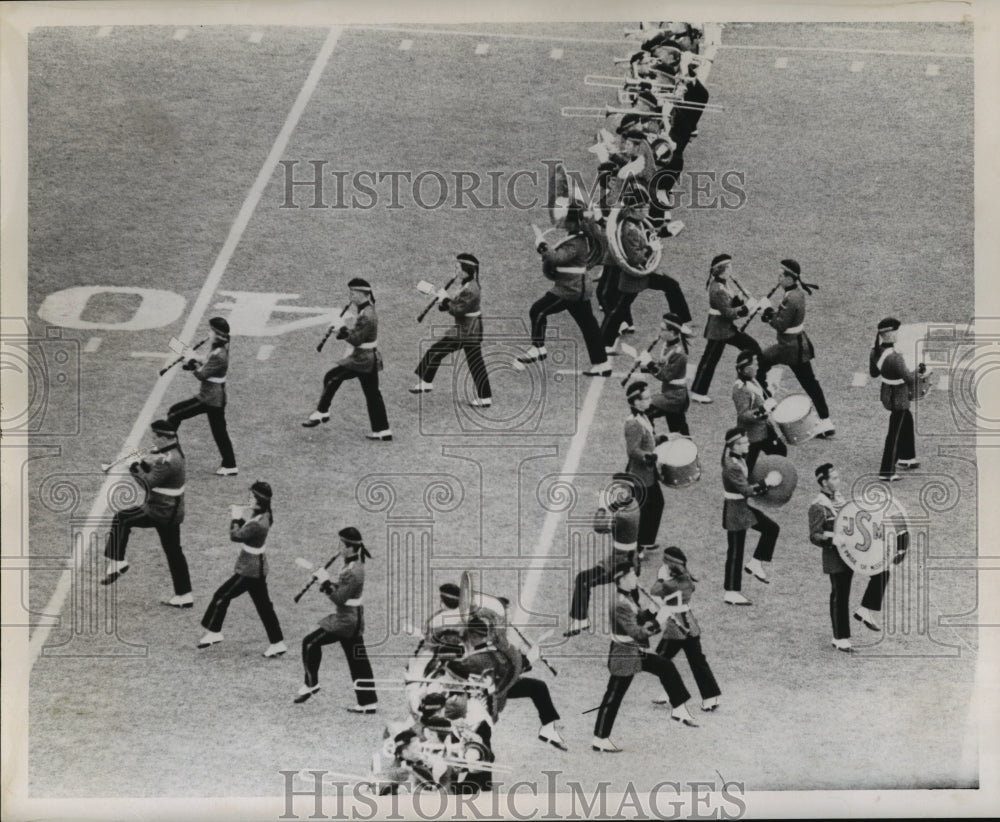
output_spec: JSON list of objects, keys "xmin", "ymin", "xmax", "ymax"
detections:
[
  {"xmin": 732, "ymin": 350, "xmax": 787, "ymax": 473},
  {"xmin": 167, "ymin": 316, "xmax": 238, "ymax": 476},
  {"xmin": 624, "ymin": 381, "xmax": 666, "ymax": 562},
  {"xmin": 421, "ymin": 582, "xmax": 464, "ymax": 655},
  {"xmin": 869, "ymin": 317, "xmax": 921, "ymax": 480},
  {"xmin": 689, "ymin": 254, "xmax": 762, "ymax": 403},
  {"xmin": 518, "ymin": 203, "xmax": 611, "ymax": 376},
  {"xmin": 295, "ymin": 527, "xmax": 378, "ymax": 712},
  {"xmin": 303, "ymin": 278, "xmax": 392, "ymax": 441},
  {"xmin": 101, "ymin": 419, "xmax": 193, "ymax": 609},
  {"xmin": 757, "ymin": 260, "xmax": 834, "ymax": 438},
  {"xmin": 808, "ymin": 463, "xmax": 908, "ymax": 650},
  {"xmin": 721, "ymin": 427, "xmax": 780, "ymax": 603},
  {"xmin": 197, "ymin": 481, "xmax": 285, "ymax": 657},
  {"xmin": 565, "ymin": 472, "xmax": 642, "ymax": 637},
  {"xmin": 411, "ymin": 253, "xmax": 493, "ymax": 407},
  {"xmin": 649, "ymin": 546, "xmax": 721, "ymax": 711},
  {"xmin": 591, "ymin": 564, "xmax": 696, "ymax": 753},
  {"xmin": 641, "ymin": 312, "xmax": 692, "ymax": 435}
]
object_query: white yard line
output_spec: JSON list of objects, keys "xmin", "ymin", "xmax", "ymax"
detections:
[
  {"xmin": 83, "ymin": 336, "xmax": 102, "ymax": 353},
  {"xmin": 28, "ymin": 26, "xmax": 343, "ymax": 667},
  {"xmin": 510, "ymin": 376, "xmax": 607, "ymax": 626}
]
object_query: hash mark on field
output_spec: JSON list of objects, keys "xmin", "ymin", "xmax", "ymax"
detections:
[
  {"xmin": 550, "ymin": 48, "xmax": 563, "ymax": 60},
  {"xmin": 84, "ymin": 337, "xmax": 102, "ymax": 353},
  {"xmin": 852, "ymin": 372, "xmax": 869, "ymax": 387},
  {"xmin": 475, "ymin": 42, "xmax": 490, "ymax": 56},
  {"xmin": 774, "ymin": 57, "xmax": 788, "ymax": 69},
  {"xmin": 257, "ymin": 344, "xmax": 274, "ymax": 361},
  {"xmin": 399, "ymin": 39, "xmax": 413, "ymax": 51},
  {"xmin": 926, "ymin": 63, "xmax": 940, "ymax": 76},
  {"xmin": 96, "ymin": 26, "xmax": 113, "ymax": 38},
  {"xmin": 850, "ymin": 60, "xmax": 865, "ymax": 72},
  {"xmin": 173, "ymin": 28, "xmax": 189, "ymax": 41},
  {"xmin": 248, "ymin": 31, "xmax": 264, "ymax": 44}
]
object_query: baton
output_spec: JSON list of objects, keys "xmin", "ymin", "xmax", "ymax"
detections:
[
  {"xmin": 417, "ymin": 274, "xmax": 458, "ymax": 323},
  {"xmin": 159, "ymin": 338, "xmax": 207, "ymax": 376},
  {"xmin": 293, "ymin": 551, "xmax": 341, "ymax": 603},
  {"xmin": 507, "ymin": 623, "xmax": 557, "ymax": 677},
  {"xmin": 620, "ymin": 335, "xmax": 661, "ymax": 387},
  {"xmin": 737, "ymin": 282, "xmax": 782, "ymax": 333},
  {"xmin": 316, "ymin": 303, "xmax": 352, "ymax": 352}
]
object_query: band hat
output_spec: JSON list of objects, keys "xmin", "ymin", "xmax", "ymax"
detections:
[
  {"xmin": 662, "ymin": 545, "xmax": 688, "ymax": 564},
  {"xmin": 725, "ymin": 426, "xmax": 746, "ymax": 445},
  {"xmin": 779, "ymin": 259, "xmax": 801, "ymax": 278},
  {"xmin": 347, "ymin": 277, "xmax": 373, "ymax": 292},
  {"xmin": 439, "ymin": 583, "xmax": 461, "ymax": 607},
  {"xmin": 622, "ymin": 128, "xmax": 648, "ymax": 142},
  {"xmin": 612, "ymin": 564, "xmax": 635, "ymax": 582},
  {"xmin": 815, "ymin": 463, "xmax": 835, "ymax": 483},
  {"xmin": 626, "ymin": 380, "xmax": 649, "ymax": 402},
  {"xmin": 250, "ymin": 480, "xmax": 273, "ymax": 501},
  {"xmin": 878, "ymin": 317, "xmax": 901, "ymax": 332},
  {"xmin": 736, "ymin": 349, "xmax": 757, "ymax": 369},
  {"xmin": 661, "ymin": 312, "xmax": 691, "ymax": 336},
  {"xmin": 209, "ymin": 316, "xmax": 230, "ymax": 338},
  {"xmin": 420, "ymin": 692, "xmax": 447, "ymax": 713},
  {"xmin": 150, "ymin": 419, "xmax": 178, "ymax": 437},
  {"xmin": 456, "ymin": 253, "xmax": 479, "ymax": 274},
  {"xmin": 339, "ymin": 526, "xmax": 363, "ymax": 545}
]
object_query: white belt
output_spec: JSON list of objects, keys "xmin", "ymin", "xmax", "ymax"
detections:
[
  {"xmin": 612, "ymin": 633, "xmax": 636, "ymax": 644},
  {"xmin": 782, "ymin": 324, "xmax": 804, "ymax": 334},
  {"xmin": 464, "ymin": 311, "xmax": 482, "ymax": 318},
  {"xmin": 613, "ymin": 541, "xmax": 637, "ymax": 552},
  {"xmin": 357, "ymin": 342, "xmax": 377, "ymax": 350},
  {"xmin": 723, "ymin": 491, "xmax": 743, "ymax": 500},
  {"xmin": 881, "ymin": 377, "xmax": 904, "ymax": 386},
  {"xmin": 556, "ymin": 266, "xmax": 586, "ymax": 274},
  {"xmin": 205, "ymin": 376, "xmax": 227, "ymax": 384},
  {"xmin": 669, "ymin": 378, "xmax": 687, "ymax": 386},
  {"xmin": 343, "ymin": 598, "xmax": 363, "ymax": 607},
  {"xmin": 152, "ymin": 486, "xmax": 185, "ymax": 497},
  {"xmin": 241, "ymin": 546, "xmax": 265, "ymax": 555},
  {"xmin": 662, "ymin": 603, "xmax": 690, "ymax": 614},
  {"xmin": 707, "ymin": 308, "xmax": 721, "ymax": 316}
]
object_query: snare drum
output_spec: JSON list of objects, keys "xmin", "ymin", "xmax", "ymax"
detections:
[
  {"xmin": 655, "ymin": 437, "xmax": 701, "ymax": 488},
  {"xmin": 772, "ymin": 394, "xmax": 820, "ymax": 445}
]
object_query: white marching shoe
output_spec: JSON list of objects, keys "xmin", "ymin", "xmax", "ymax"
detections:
[
  {"xmin": 409, "ymin": 380, "xmax": 434, "ymax": 394},
  {"xmin": 831, "ymin": 638, "xmax": 854, "ymax": 653},
  {"xmin": 671, "ymin": 703, "xmax": 699, "ymax": 727},
  {"xmin": 723, "ymin": 591, "xmax": 753, "ymax": 606},
  {"xmin": 301, "ymin": 411, "xmax": 330, "ymax": 428},
  {"xmin": 163, "ymin": 593, "xmax": 194, "ymax": 609},
  {"xmin": 538, "ymin": 722, "xmax": 568, "ymax": 751},
  {"xmin": 517, "ymin": 346, "xmax": 548, "ymax": 364},
  {"xmin": 591, "ymin": 736, "xmax": 623, "ymax": 753},
  {"xmin": 198, "ymin": 631, "xmax": 224, "ymax": 649},
  {"xmin": 263, "ymin": 641, "xmax": 287, "ymax": 658},
  {"xmin": 469, "ymin": 397, "xmax": 493, "ymax": 407}
]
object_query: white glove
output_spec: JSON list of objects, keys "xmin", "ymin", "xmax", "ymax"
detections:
[
  {"xmin": 763, "ymin": 398, "xmax": 777, "ymax": 413},
  {"xmin": 525, "ymin": 644, "xmax": 542, "ymax": 664},
  {"xmin": 436, "ymin": 289, "xmax": 450, "ymax": 301},
  {"xmin": 312, "ymin": 567, "xmax": 330, "ymax": 583},
  {"xmin": 638, "ymin": 351, "xmax": 653, "ymax": 366},
  {"xmin": 758, "ymin": 296, "xmax": 773, "ymax": 312}
]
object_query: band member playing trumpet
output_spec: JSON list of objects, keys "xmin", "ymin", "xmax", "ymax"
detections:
[
  {"xmin": 756, "ymin": 260, "xmax": 834, "ymax": 438},
  {"xmin": 689, "ymin": 254, "xmax": 762, "ymax": 403},
  {"xmin": 518, "ymin": 204, "xmax": 611, "ymax": 377},
  {"xmin": 565, "ymin": 473, "xmax": 642, "ymax": 637},
  {"xmin": 303, "ymin": 279, "xmax": 392, "ymax": 441},
  {"xmin": 167, "ymin": 316, "xmax": 238, "ymax": 476},
  {"xmin": 649, "ymin": 546, "xmax": 721, "ymax": 711},
  {"xmin": 640, "ymin": 312, "xmax": 692, "ymax": 435},
  {"xmin": 295, "ymin": 527, "xmax": 378, "ymax": 712},
  {"xmin": 625, "ymin": 381, "xmax": 666, "ymax": 562},
  {"xmin": 721, "ymin": 427, "xmax": 780, "ymax": 603},
  {"xmin": 101, "ymin": 419, "xmax": 193, "ymax": 608},
  {"xmin": 732, "ymin": 350, "xmax": 786, "ymax": 473},
  {"xmin": 869, "ymin": 317, "xmax": 921, "ymax": 480},
  {"xmin": 198, "ymin": 481, "xmax": 286, "ymax": 658},
  {"xmin": 808, "ymin": 463, "xmax": 907, "ymax": 651},
  {"xmin": 591, "ymin": 564, "xmax": 697, "ymax": 753},
  {"xmin": 411, "ymin": 253, "xmax": 493, "ymax": 407}
]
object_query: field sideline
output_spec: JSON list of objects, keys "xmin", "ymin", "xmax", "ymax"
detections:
[{"xmin": 6, "ymin": 15, "xmax": 987, "ymax": 810}]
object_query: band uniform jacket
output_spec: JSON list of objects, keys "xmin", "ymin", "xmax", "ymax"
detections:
[
  {"xmin": 541, "ymin": 221, "xmax": 603, "ymax": 301},
  {"xmin": 647, "ymin": 346, "xmax": 689, "ymax": 414},
  {"xmin": 732, "ymin": 377, "xmax": 771, "ymax": 443},
  {"xmin": 131, "ymin": 443, "xmax": 185, "ymax": 525},
  {"xmin": 607, "ymin": 592, "xmax": 653, "ymax": 677},
  {"xmin": 703, "ymin": 278, "xmax": 742, "ymax": 341},
  {"xmin": 869, "ymin": 343, "xmax": 917, "ymax": 411},
  {"xmin": 230, "ymin": 509, "xmax": 273, "ymax": 579},
  {"xmin": 624, "ymin": 412, "xmax": 658, "ymax": 486},
  {"xmin": 808, "ymin": 491, "xmax": 851, "ymax": 575},
  {"xmin": 423, "ymin": 606, "xmax": 464, "ymax": 651},
  {"xmin": 649, "ymin": 565, "xmax": 700, "ymax": 641},
  {"xmin": 763, "ymin": 285, "xmax": 815, "ymax": 366},
  {"xmin": 440, "ymin": 279, "xmax": 483, "ymax": 341},
  {"xmin": 318, "ymin": 559, "xmax": 365, "ymax": 637},
  {"xmin": 335, "ymin": 303, "xmax": 382, "ymax": 373},
  {"xmin": 721, "ymin": 451, "xmax": 764, "ymax": 531},
  {"xmin": 193, "ymin": 342, "xmax": 229, "ymax": 407}
]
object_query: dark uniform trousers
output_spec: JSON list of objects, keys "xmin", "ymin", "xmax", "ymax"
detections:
[
  {"xmin": 637, "ymin": 481, "xmax": 665, "ymax": 548},
  {"xmin": 104, "ymin": 507, "xmax": 191, "ymax": 595},
  {"xmin": 301, "ymin": 617, "xmax": 377, "ymax": 706},
  {"xmin": 201, "ymin": 574, "xmax": 284, "ymax": 643},
  {"xmin": 416, "ymin": 337, "xmax": 492, "ymax": 399},
  {"xmin": 168, "ymin": 398, "xmax": 237, "ymax": 469},
  {"xmin": 319, "ymin": 366, "xmax": 390, "ymax": 432},
  {"xmin": 746, "ymin": 429, "xmax": 787, "ymax": 474},
  {"xmin": 529, "ymin": 293, "xmax": 607, "ymax": 365},
  {"xmin": 594, "ymin": 654, "xmax": 691, "ymax": 738},
  {"xmin": 758, "ymin": 359, "xmax": 830, "ymax": 420},
  {"xmin": 880, "ymin": 409, "xmax": 915, "ymax": 477},
  {"xmin": 598, "ymin": 272, "xmax": 692, "ymax": 347},
  {"xmin": 690, "ymin": 333, "xmax": 762, "ymax": 396},
  {"xmin": 829, "ymin": 570, "xmax": 890, "ymax": 639},
  {"xmin": 656, "ymin": 636, "xmax": 721, "ymax": 701},
  {"xmin": 506, "ymin": 677, "xmax": 560, "ymax": 726},
  {"xmin": 570, "ymin": 556, "xmax": 636, "ymax": 620},
  {"xmin": 724, "ymin": 510, "xmax": 779, "ymax": 591}
]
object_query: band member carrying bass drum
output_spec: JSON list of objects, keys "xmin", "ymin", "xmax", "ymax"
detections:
[{"xmin": 732, "ymin": 350, "xmax": 786, "ymax": 473}]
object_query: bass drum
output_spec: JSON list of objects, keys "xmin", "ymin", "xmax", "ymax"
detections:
[
  {"xmin": 654, "ymin": 437, "xmax": 701, "ymax": 488},
  {"xmin": 607, "ymin": 205, "xmax": 663, "ymax": 276},
  {"xmin": 748, "ymin": 455, "xmax": 798, "ymax": 506}
]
